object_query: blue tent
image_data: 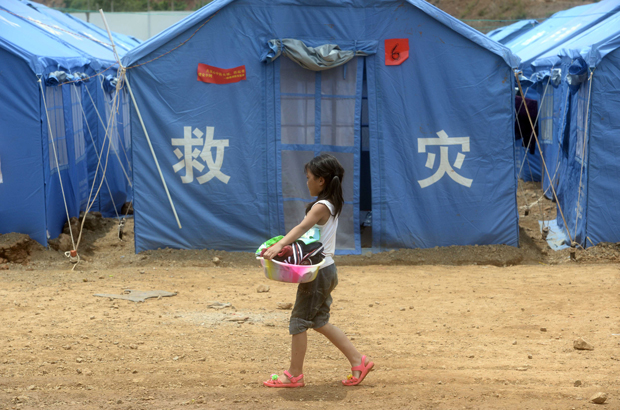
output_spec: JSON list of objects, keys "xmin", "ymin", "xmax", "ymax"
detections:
[
  {"xmin": 0, "ymin": 0, "xmax": 133, "ymax": 245},
  {"xmin": 16, "ymin": 0, "xmax": 135, "ymax": 218},
  {"xmin": 487, "ymin": 19, "xmax": 538, "ymax": 45},
  {"xmin": 527, "ymin": 12, "xmax": 620, "ymax": 199},
  {"xmin": 505, "ymin": 1, "xmax": 620, "ymax": 73},
  {"xmin": 18, "ymin": 0, "xmax": 136, "ymax": 54},
  {"xmin": 547, "ymin": 33, "xmax": 620, "ymax": 247},
  {"xmin": 16, "ymin": 0, "xmax": 142, "ymax": 52},
  {"xmin": 503, "ymin": 0, "xmax": 620, "ymax": 184},
  {"xmin": 0, "ymin": 2, "xmax": 91, "ymax": 245},
  {"xmin": 123, "ymin": 0, "xmax": 521, "ymax": 254}
]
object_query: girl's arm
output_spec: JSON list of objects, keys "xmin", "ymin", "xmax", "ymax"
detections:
[{"xmin": 262, "ymin": 203, "xmax": 330, "ymax": 260}]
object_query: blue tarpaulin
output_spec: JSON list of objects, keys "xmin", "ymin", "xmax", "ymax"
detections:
[
  {"xmin": 0, "ymin": 0, "xmax": 136, "ymax": 245},
  {"xmin": 15, "ymin": 0, "xmax": 135, "ymax": 217},
  {"xmin": 553, "ymin": 34, "xmax": 620, "ymax": 247},
  {"xmin": 123, "ymin": 0, "xmax": 521, "ymax": 254},
  {"xmin": 487, "ymin": 20, "xmax": 539, "ymax": 45},
  {"xmin": 505, "ymin": 0, "xmax": 620, "ymax": 73}
]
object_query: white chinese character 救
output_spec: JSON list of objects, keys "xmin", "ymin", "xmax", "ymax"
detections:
[
  {"xmin": 417, "ymin": 130, "xmax": 472, "ymax": 188},
  {"xmin": 171, "ymin": 126, "xmax": 230, "ymax": 184}
]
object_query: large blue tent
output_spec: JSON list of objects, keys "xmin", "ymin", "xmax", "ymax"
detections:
[
  {"xmin": 123, "ymin": 0, "xmax": 521, "ymax": 254},
  {"xmin": 0, "ymin": 0, "xmax": 134, "ymax": 245}
]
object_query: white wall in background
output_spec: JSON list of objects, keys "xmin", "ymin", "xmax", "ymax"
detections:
[{"xmin": 70, "ymin": 11, "xmax": 192, "ymax": 40}]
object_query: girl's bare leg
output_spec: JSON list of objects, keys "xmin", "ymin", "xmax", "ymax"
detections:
[
  {"xmin": 281, "ymin": 331, "xmax": 307, "ymax": 383},
  {"xmin": 314, "ymin": 323, "xmax": 370, "ymax": 378}
]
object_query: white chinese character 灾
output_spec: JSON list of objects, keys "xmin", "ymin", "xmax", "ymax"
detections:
[{"xmin": 417, "ymin": 130, "xmax": 472, "ymax": 188}]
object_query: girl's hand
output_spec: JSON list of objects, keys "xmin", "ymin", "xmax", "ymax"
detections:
[
  {"xmin": 261, "ymin": 204, "xmax": 330, "ymax": 260},
  {"xmin": 263, "ymin": 242, "xmax": 284, "ymax": 260}
]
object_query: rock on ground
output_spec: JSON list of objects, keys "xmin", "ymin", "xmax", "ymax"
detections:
[
  {"xmin": 573, "ymin": 337, "xmax": 594, "ymax": 350},
  {"xmin": 256, "ymin": 284, "xmax": 270, "ymax": 293},
  {"xmin": 590, "ymin": 392, "xmax": 607, "ymax": 404},
  {"xmin": 277, "ymin": 302, "xmax": 293, "ymax": 310}
]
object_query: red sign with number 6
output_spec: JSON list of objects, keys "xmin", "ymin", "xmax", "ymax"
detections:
[{"xmin": 385, "ymin": 39, "xmax": 409, "ymax": 66}]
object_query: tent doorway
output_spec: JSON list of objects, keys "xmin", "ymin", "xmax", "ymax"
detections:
[
  {"xmin": 360, "ymin": 61, "xmax": 372, "ymax": 248},
  {"xmin": 277, "ymin": 56, "xmax": 365, "ymax": 253}
]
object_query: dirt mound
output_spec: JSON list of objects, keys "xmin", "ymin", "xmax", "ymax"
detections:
[
  {"xmin": 0, "ymin": 232, "xmax": 42, "ymax": 265},
  {"xmin": 48, "ymin": 212, "xmax": 119, "ymax": 253}
]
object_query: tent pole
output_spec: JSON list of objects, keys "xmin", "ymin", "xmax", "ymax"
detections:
[
  {"xmin": 99, "ymin": 9, "xmax": 121, "ymax": 65},
  {"xmin": 99, "ymin": 9, "xmax": 182, "ymax": 230},
  {"xmin": 125, "ymin": 76, "xmax": 183, "ymax": 229}
]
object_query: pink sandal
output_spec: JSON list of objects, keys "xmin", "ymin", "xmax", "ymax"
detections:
[
  {"xmin": 263, "ymin": 370, "xmax": 305, "ymax": 388},
  {"xmin": 342, "ymin": 355, "xmax": 374, "ymax": 386}
]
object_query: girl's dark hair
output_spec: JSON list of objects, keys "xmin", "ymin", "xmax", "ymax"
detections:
[{"xmin": 304, "ymin": 154, "xmax": 345, "ymax": 217}]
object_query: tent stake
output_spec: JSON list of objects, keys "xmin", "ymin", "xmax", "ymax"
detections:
[{"xmin": 541, "ymin": 226, "xmax": 549, "ymax": 240}]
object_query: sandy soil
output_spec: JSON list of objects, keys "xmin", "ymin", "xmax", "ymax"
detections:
[{"xmin": 0, "ymin": 182, "xmax": 619, "ymax": 409}]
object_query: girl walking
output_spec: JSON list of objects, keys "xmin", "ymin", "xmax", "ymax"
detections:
[{"xmin": 262, "ymin": 153, "xmax": 374, "ymax": 388}]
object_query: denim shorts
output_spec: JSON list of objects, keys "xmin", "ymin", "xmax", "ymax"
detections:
[{"xmin": 289, "ymin": 263, "xmax": 338, "ymax": 335}]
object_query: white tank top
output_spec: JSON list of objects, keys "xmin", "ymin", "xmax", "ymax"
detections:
[{"xmin": 312, "ymin": 200, "xmax": 338, "ymax": 267}]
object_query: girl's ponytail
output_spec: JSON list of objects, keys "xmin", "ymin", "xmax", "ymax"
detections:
[
  {"xmin": 304, "ymin": 154, "xmax": 344, "ymax": 217},
  {"xmin": 323, "ymin": 175, "xmax": 343, "ymax": 217}
]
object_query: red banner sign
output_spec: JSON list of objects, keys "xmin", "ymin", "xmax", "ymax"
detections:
[
  {"xmin": 197, "ymin": 63, "xmax": 246, "ymax": 84},
  {"xmin": 385, "ymin": 39, "xmax": 409, "ymax": 66}
]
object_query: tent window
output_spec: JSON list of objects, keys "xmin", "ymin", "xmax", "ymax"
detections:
[
  {"xmin": 103, "ymin": 91, "xmax": 120, "ymax": 153},
  {"xmin": 281, "ymin": 150, "xmax": 315, "ymax": 234},
  {"xmin": 45, "ymin": 86, "xmax": 68, "ymax": 172},
  {"xmin": 575, "ymin": 80, "xmax": 589, "ymax": 164},
  {"xmin": 320, "ymin": 62, "xmax": 357, "ymax": 147},
  {"xmin": 70, "ymin": 85, "xmax": 87, "ymax": 162},
  {"xmin": 281, "ymin": 150, "xmax": 314, "ymax": 200},
  {"xmin": 540, "ymin": 86, "xmax": 554, "ymax": 143},
  {"xmin": 122, "ymin": 89, "xmax": 131, "ymax": 150},
  {"xmin": 280, "ymin": 58, "xmax": 315, "ymax": 145},
  {"xmin": 325, "ymin": 150, "xmax": 356, "ymax": 250}
]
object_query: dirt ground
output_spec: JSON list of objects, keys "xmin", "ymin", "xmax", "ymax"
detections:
[{"xmin": 0, "ymin": 182, "xmax": 619, "ymax": 409}]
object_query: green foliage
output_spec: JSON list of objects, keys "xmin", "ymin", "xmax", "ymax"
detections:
[
  {"xmin": 62, "ymin": 0, "xmax": 209, "ymax": 12},
  {"xmin": 459, "ymin": 0, "xmax": 479, "ymax": 18}
]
